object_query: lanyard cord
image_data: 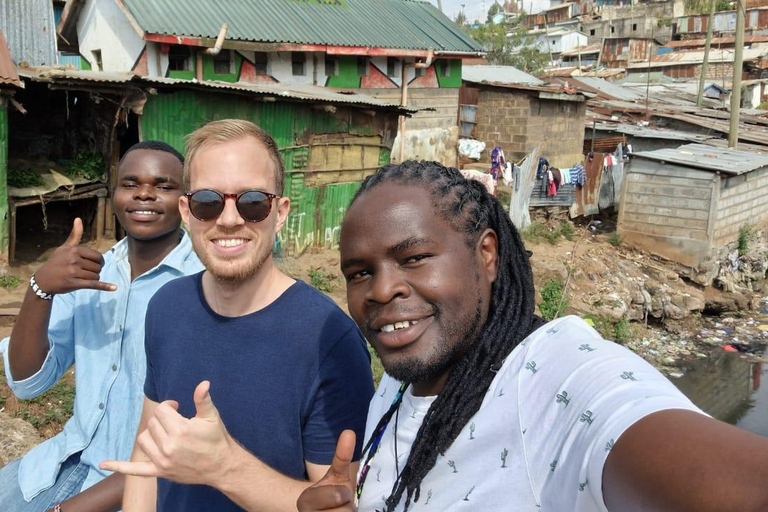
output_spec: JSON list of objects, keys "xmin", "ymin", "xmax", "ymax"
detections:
[{"xmin": 356, "ymin": 382, "xmax": 409, "ymax": 502}]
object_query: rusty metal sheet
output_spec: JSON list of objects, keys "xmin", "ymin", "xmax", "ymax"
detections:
[
  {"xmin": 570, "ymin": 152, "xmax": 604, "ymax": 217},
  {"xmin": 0, "ymin": 30, "xmax": 21, "ymax": 88}
]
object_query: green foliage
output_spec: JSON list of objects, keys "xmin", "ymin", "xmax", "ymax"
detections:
[
  {"xmin": 585, "ymin": 316, "xmax": 633, "ymax": 344},
  {"xmin": 466, "ymin": 15, "xmax": 548, "ymax": 73},
  {"xmin": 539, "ymin": 278, "xmax": 568, "ymax": 320},
  {"xmin": 607, "ymin": 232, "xmax": 623, "ymax": 247},
  {"xmin": 67, "ymin": 150, "xmax": 105, "ymax": 182},
  {"xmin": 738, "ymin": 223, "xmax": 754, "ymax": 257},
  {"xmin": 8, "ymin": 168, "xmax": 44, "ymax": 188},
  {"xmin": 613, "ymin": 319, "xmax": 633, "ymax": 344},
  {"xmin": 487, "ymin": 1, "xmax": 503, "ymax": 22},
  {"xmin": 0, "ymin": 275, "xmax": 21, "ymax": 289},
  {"xmin": 0, "ymin": 365, "xmax": 75, "ymax": 433},
  {"xmin": 684, "ymin": 0, "xmax": 730, "ymax": 15},
  {"xmin": 369, "ymin": 344, "xmax": 385, "ymax": 387},
  {"xmin": 523, "ymin": 220, "xmax": 576, "ymax": 245},
  {"xmin": 454, "ymin": 10, "xmax": 468, "ymax": 26},
  {"xmin": 308, "ymin": 268, "xmax": 338, "ymax": 293}
]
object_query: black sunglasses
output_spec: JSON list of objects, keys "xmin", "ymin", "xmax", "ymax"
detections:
[{"xmin": 185, "ymin": 189, "xmax": 279, "ymax": 223}]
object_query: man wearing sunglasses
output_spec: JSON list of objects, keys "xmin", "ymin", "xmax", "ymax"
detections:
[{"xmin": 104, "ymin": 119, "xmax": 374, "ymax": 511}]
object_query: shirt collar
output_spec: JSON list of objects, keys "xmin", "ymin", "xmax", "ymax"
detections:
[{"xmin": 109, "ymin": 229, "xmax": 194, "ymax": 274}]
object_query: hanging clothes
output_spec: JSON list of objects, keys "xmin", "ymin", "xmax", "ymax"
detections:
[
  {"xmin": 561, "ymin": 168, "xmax": 572, "ymax": 185},
  {"xmin": 547, "ymin": 170, "xmax": 557, "ymax": 197},
  {"xmin": 536, "ymin": 157, "xmax": 550, "ymax": 180},
  {"xmin": 571, "ymin": 162, "xmax": 586, "ymax": 187},
  {"xmin": 490, "ymin": 146, "xmax": 506, "ymax": 180}
]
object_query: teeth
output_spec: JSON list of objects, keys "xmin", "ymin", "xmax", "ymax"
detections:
[
  {"xmin": 134, "ymin": 211, "xmax": 158, "ymax": 215},
  {"xmin": 214, "ymin": 239, "xmax": 247, "ymax": 248},
  {"xmin": 380, "ymin": 320, "xmax": 420, "ymax": 333}
]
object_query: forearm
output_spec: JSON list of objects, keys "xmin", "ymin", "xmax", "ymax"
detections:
[
  {"xmin": 123, "ymin": 447, "xmax": 157, "ymax": 512},
  {"xmin": 8, "ymin": 287, "xmax": 55, "ymax": 380},
  {"xmin": 57, "ymin": 473, "xmax": 124, "ymax": 512},
  {"xmin": 215, "ymin": 442, "xmax": 311, "ymax": 512}
]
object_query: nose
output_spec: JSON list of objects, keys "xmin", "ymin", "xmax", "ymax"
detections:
[
  {"xmin": 134, "ymin": 184, "xmax": 156, "ymax": 201},
  {"xmin": 216, "ymin": 196, "xmax": 245, "ymax": 228},
  {"xmin": 365, "ymin": 265, "xmax": 410, "ymax": 306}
]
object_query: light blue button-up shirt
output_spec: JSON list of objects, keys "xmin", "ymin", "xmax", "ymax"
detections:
[{"xmin": 0, "ymin": 231, "xmax": 203, "ymax": 500}]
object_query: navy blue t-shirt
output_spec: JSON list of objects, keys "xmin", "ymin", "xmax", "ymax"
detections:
[{"xmin": 143, "ymin": 272, "xmax": 374, "ymax": 511}]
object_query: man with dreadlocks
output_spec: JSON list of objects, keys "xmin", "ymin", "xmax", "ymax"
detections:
[{"xmin": 298, "ymin": 160, "xmax": 768, "ymax": 512}]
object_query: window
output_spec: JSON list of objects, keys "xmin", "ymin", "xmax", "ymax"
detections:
[
  {"xmin": 414, "ymin": 66, "xmax": 425, "ymax": 77},
  {"xmin": 387, "ymin": 57, "xmax": 399, "ymax": 77},
  {"xmin": 254, "ymin": 52, "xmax": 268, "ymax": 75},
  {"xmin": 325, "ymin": 56, "xmax": 338, "ymax": 76},
  {"xmin": 213, "ymin": 50, "xmax": 235, "ymax": 74},
  {"xmin": 292, "ymin": 52, "xmax": 306, "ymax": 76},
  {"xmin": 168, "ymin": 45, "xmax": 192, "ymax": 71},
  {"xmin": 611, "ymin": 26, "xmax": 615, "ymax": 33},
  {"xmin": 632, "ymin": 23, "xmax": 637, "ymax": 31},
  {"xmin": 438, "ymin": 60, "xmax": 450, "ymax": 77},
  {"xmin": 92, "ymin": 49, "xmax": 103, "ymax": 71},
  {"xmin": 357, "ymin": 57, "xmax": 369, "ymax": 76},
  {"xmin": 590, "ymin": 29, "xmax": 595, "ymax": 35}
]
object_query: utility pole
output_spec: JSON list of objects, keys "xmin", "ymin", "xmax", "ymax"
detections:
[
  {"xmin": 437, "ymin": 0, "xmax": 443, "ymax": 12},
  {"xmin": 697, "ymin": 0, "xmax": 716, "ymax": 107},
  {"xmin": 729, "ymin": 0, "xmax": 744, "ymax": 147}
]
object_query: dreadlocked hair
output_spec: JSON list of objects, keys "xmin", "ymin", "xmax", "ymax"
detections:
[{"xmin": 352, "ymin": 160, "xmax": 540, "ymax": 511}]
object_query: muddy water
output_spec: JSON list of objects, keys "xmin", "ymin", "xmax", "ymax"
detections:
[{"xmin": 673, "ymin": 350, "xmax": 768, "ymax": 437}]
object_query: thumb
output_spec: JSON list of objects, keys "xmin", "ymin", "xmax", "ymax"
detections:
[
  {"xmin": 65, "ymin": 218, "xmax": 83, "ymax": 247},
  {"xmin": 318, "ymin": 430, "xmax": 356, "ymax": 486},
  {"xmin": 193, "ymin": 380, "xmax": 218, "ymax": 420}
]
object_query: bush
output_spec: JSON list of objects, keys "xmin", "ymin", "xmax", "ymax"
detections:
[
  {"xmin": 0, "ymin": 275, "xmax": 21, "ymax": 289},
  {"xmin": 559, "ymin": 220, "xmax": 575, "ymax": 241},
  {"xmin": 539, "ymin": 278, "xmax": 568, "ymax": 320},
  {"xmin": 738, "ymin": 224, "xmax": 754, "ymax": 257},
  {"xmin": 308, "ymin": 268, "xmax": 338, "ymax": 293},
  {"xmin": 607, "ymin": 232, "xmax": 623, "ymax": 247}
]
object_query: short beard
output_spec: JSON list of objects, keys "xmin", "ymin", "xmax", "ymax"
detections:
[
  {"xmin": 193, "ymin": 236, "xmax": 272, "ymax": 284},
  {"xmin": 383, "ymin": 297, "xmax": 484, "ymax": 385}
]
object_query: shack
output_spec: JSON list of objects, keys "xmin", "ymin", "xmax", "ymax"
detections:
[
  {"xmin": 618, "ymin": 144, "xmax": 768, "ymax": 268},
  {"xmin": 461, "ymin": 65, "xmax": 586, "ymax": 168}
]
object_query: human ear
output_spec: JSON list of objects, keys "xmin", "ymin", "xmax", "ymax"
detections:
[
  {"xmin": 179, "ymin": 195, "xmax": 191, "ymax": 229},
  {"xmin": 477, "ymin": 228, "xmax": 499, "ymax": 284}
]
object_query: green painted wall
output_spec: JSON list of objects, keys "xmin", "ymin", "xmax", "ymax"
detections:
[
  {"xmin": 436, "ymin": 59, "xmax": 462, "ymax": 88},
  {"xmin": 326, "ymin": 56, "xmax": 361, "ymax": 88},
  {"xmin": 140, "ymin": 89, "xmax": 387, "ymax": 254},
  {"xmin": 202, "ymin": 52, "xmax": 243, "ymax": 83},
  {"xmin": 0, "ymin": 104, "xmax": 8, "ymax": 258}
]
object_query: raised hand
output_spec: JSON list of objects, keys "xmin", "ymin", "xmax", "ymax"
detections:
[
  {"xmin": 33, "ymin": 218, "xmax": 117, "ymax": 295},
  {"xmin": 297, "ymin": 430, "xmax": 358, "ymax": 512},
  {"xmin": 101, "ymin": 381, "xmax": 236, "ymax": 487}
]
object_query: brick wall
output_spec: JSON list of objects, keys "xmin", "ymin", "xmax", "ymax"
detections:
[
  {"xmin": 473, "ymin": 87, "xmax": 585, "ymax": 168},
  {"xmin": 713, "ymin": 167, "xmax": 768, "ymax": 246}
]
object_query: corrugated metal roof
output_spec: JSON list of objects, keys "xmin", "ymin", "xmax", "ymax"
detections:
[
  {"xmin": 568, "ymin": 76, "xmax": 644, "ymax": 101},
  {"xmin": 462, "ymin": 65, "xmax": 544, "ymax": 85},
  {"xmin": 120, "ymin": 0, "xmax": 483, "ymax": 53},
  {"xmin": 631, "ymin": 143, "xmax": 768, "ymax": 174},
  {"xmin": 19, "ymin": 67, "xmax": 415, "ymax": 113},
  {"xmin": 594, "ymin": 122, "xmax": 711, "ymax": 142},
  {"xmin": 0, "ymin": 30, "xmax": 22, "ymax": 88},
  {"xmin": 0, "ymin": 0, "xmax": 57, "ymax": 66},
  {"xmin": 627, "ymin": 47, "xmax": 768, "ymax": 68}
]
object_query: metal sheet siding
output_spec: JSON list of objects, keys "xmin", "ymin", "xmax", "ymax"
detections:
[
  {"xmin": 140, "ymin": 89, "xmax": 385, "ymax": 254},
  {"xmin": 0, "ymin": 104, "xmax": 8, "ymax": 255},
  {"xmin": 0, "ymin": 0, "xmax": 57, "ymax": 66},
  {"xmin": 121, "ymin": 0, "xmax": 482, "ymax": 52}
]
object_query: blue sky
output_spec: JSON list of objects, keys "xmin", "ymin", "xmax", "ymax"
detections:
[{"xmin": 426, "ymin": 0, "xmax": 548, "ymax": 22}]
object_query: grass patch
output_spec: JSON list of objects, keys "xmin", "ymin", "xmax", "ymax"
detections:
[
  {"xmin": 0, "ymin": 364, "xmax": 75, "ymax": 439},
  {"xmin": 559, "ymin": 220, "xmax": 575, "ymax": 241},
  {"xmin": 584, "ymin": 315, "xmax": 634, "ymax": 344},
  {"xmin": 539, "ymin": 278, "xmax": 568, "ymax": 320},
  {"xmin": 308, "ymin": 268, "xmax": 338, "ymax": 294},
  {"xmin": 738, "ymin": 224, "xmax": 755, "ymax": 257},
  {"xmin": 523, "ymin": 220, "xmax": 577, "ymax": 245},
  {"xmin": 607, "ymin": 232, "xmax": 623, "ymax": 247},
  {"xmin": 0, "ymin": 275, "xmax": 21, "ymax": 289}
]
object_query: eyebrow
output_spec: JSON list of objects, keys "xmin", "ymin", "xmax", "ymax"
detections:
[
  {"xmin": 120, "ymin": 175, "xmax": 177, "ymax": 184},
  {"xmin": 341, "ymin": 235, "xmax": 436, "ymax": 271}
]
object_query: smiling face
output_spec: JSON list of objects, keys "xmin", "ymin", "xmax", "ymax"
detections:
[
  {"xmin": 180, "ymin": 136, "xmax": 289, "ymax": 282},
  {"xmin": 112, "ymin": 148, "xmax": 184, "ymax": 242},
  {"xmin": 340, "ymin": 183, "xmax": 498, "ymax": 395}
]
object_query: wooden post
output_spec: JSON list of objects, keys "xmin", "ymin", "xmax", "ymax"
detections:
[
  {"xmin": 697, "ymin": 0, "xmax": 716, "ymax": 107},
  {"xmin": 96, "ymin": 196, "xmax": 106, "ymax": 239},
  {"xmin": 729, "ymin": 0, "xmax": 745, "ymax": 148}
]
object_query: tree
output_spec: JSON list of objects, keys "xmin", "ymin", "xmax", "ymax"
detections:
[
  {"xmin": 466, "ymin": 15, "xmax": 548, "ymax": 73},
  {"xmin": 455, "ymin": 10, "xmax": 467, "ymax": 26},
  {"xmin": 487, "ymin": 1, "xmax": 503, "ymax": 23}
]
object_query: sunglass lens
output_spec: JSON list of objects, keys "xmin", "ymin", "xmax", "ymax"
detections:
[
  {"xmin": 237, "ymin": 191, "xmax": 271, "ymax": 222},
  {"xmin": 189, "ymin": 190, "xmax": 224, "ymax": 221}
]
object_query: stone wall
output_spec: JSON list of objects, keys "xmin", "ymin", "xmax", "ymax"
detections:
[{"xmin": 473, "ymin": 88, "xmax": 586, "ymax": 168}]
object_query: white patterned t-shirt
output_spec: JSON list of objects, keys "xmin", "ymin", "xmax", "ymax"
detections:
[{"xmin": 358, "ymin": 316, "xmax": 704, "ymax": 511}]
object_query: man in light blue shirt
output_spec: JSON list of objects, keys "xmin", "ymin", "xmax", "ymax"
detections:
[{"xmin": 0, "ymin": 141, "xmax": 203, "ymax": 512}]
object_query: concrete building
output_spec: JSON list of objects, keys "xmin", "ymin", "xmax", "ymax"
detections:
[
  {"xmin": 58, "ymin": 0, "xmax": 485, "ymax": 165},
  {"xmin": 618, "ymin": 144, "xmax": 768, "ymax": 268},
  {"xmin": 461, "ymin": 65, "xmax": 587, "ymax": 168}
]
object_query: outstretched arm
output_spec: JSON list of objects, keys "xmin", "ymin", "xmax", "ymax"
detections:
[
  {"xmin": 103, "ymin": 381, "xmax": 335, "ymax": 511},
  {"xmin": 603, "ymin": 409, "xmax": 768, "ymax": 511}
]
